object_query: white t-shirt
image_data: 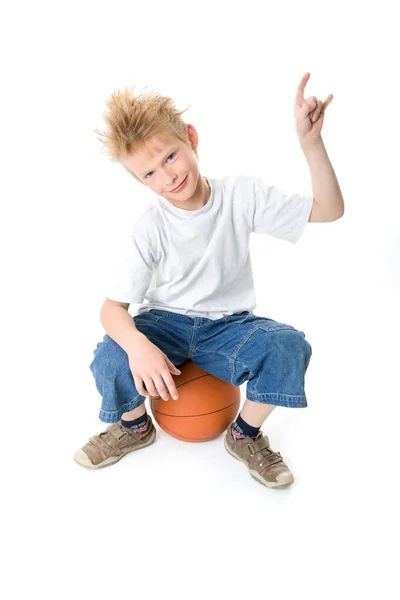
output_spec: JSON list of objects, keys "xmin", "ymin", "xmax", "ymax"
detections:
[{"xmin": 104, "ymin": 175, "xmax": 313, "ymax": 320}]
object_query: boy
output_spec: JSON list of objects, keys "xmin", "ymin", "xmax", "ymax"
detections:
[{"xmin": 74, "ymin": 73, "xmax": 344, "ymax": 488}]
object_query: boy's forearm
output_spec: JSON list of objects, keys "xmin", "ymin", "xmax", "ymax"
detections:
[
  {"xmin": 300, "ymin": 136, "xmax": 345, "ymax": 219},
  {"xmin": 100, "ymin": 305, "xmax": 145, "ymax": 355}
]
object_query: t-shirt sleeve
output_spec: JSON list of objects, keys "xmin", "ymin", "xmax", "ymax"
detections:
[
  {"xmin": 251, "ymin": 176, "xmax": 313, "ymax": 243},
  {"xmin": 103, "ymin": 226, "xmax": 154, "ymax": 304}
]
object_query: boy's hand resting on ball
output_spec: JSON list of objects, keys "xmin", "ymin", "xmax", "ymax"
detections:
[{"xmin": 128, "ymin": 333, "xmax": 181, "ymax": 401}]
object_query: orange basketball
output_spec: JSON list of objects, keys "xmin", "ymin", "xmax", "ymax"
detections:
[{"xmin": 149, "ymin": 360, "xmax": 240, "ymax": 442}]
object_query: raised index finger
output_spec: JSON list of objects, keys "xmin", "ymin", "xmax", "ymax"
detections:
[{"xmin": 295, "ymin": 72, "xmax": 311, "ymax": 106}]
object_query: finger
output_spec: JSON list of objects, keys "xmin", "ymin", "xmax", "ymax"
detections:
[
  {"xmin": 162, "ymin": 371, "xmax": 179, "ymax": 400},
  {"xmin": 153, "ymin": 374, "xmax": 171, "ymax": 401},
  {"xmin": 143, "ymin": 376, "xmax": 158, "ymax": 398},
  {"xmin": 311, "ymin": 100, "xmax": 323, "ymax": 122},
  {"xmin": 300, "ymin": 96, "xmax": 318, "ymax": 119},
  {"xmin": 133, "ymin": 375, "xmax": 148, "ymax": 397},
  {"xmin": 295, "ymin": 72, "xmax": 311, "ymax": 106},
  {"xmin": 165, "ymin": 355, "xmax": 181, "ymax": 373},
  {"xmin": 321, "ymin": 93, "xmax": 334, "ymax": 112}
]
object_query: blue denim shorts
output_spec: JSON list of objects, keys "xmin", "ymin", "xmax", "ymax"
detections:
[{"xmin": 89, "ymin": 310, "xmax": 312, "ymax": 423}]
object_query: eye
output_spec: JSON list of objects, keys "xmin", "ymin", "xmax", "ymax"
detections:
[{"xmin": 145, "ymin": 153, "xmax": 176, "ymax": 179}]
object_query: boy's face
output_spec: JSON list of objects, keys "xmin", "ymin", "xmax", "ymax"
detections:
[{"xmin": 123, "ymin": 124, "xmax": 204, "ymax": 205}]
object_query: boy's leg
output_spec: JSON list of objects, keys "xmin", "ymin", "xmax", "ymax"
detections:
[
  {"xmin": 75, "ymin": 310, "xmax": 191, "ymax": 469},
  {"xmin": 122, "ymin": 404, "xmax": 147, "ymax": 420},
  {"xmin": 227, "ymin": 324, "xmax": 311, "ymax": 487},
  {"xmin": 240, "ymin": 399, "xmax": 276, "ymax": 427},
  {"xmin": 191, "ymin": 313, "xmax": 312, "ymax": 487}
]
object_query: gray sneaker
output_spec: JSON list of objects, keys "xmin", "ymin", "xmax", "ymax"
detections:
[{"xmin": 74, "ymin": 416, "xmax": 156, "ymax": 469}]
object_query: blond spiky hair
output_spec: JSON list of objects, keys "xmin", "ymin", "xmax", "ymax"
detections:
[{"xmin": 93, "ymin": 85, "xmax": 198, "ymax": 182}]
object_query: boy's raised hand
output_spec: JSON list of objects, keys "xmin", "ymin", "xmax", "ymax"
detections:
[
  {"xmin": 128, "ymin": 335, "xmax": 181, "ymax": 401},
  {"xmin": 294, "ymin": 72, "xmax": 334, "ymax": 143}
]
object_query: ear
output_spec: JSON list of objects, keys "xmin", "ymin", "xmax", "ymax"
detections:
[{"xmin": 186, "ymin": 123, "xmax": 199, "ymax": 151}]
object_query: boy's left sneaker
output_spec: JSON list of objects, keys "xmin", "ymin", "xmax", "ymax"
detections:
[{"xmin": 224, "ymin": 423, "xmax": 294, "ymax": 488}]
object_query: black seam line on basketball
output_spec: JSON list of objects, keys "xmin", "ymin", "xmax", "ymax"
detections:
[
  {"xmin": 152, "ymin": 398, "xmax": 239, "ymax": 418},
  {"xmin": 173, "ymin": 373, "xmax": 208, "ymax": 389},
  {"xmin": 153, "ymin": 372, "xmax": 224, "ymax": 393}
]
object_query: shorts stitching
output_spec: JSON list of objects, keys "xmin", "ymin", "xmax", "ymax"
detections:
[{"xmin": 230, "ymin": 323, "xmax": 298, "ymax": 388}]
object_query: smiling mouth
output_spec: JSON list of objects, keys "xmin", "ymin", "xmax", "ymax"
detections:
[{"xmin": 170, "ymin": 175, "xmax": 188, "ymax": 192}]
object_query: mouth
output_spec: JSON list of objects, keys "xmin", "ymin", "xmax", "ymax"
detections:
[{"xmin": 170, "ymin": 175, "xmax": 188, "ymax": 193}]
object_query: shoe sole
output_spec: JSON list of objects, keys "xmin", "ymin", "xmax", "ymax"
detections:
[
  {"xmin": 224, "ymin": 435, "xmax": 294, "ymax": 488},
  {"xmin": 74, "ymin": 425, "xmax": 157, "ymax": 470}
]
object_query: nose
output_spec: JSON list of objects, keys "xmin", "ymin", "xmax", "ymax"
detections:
[{"xmin": 165, "ymin": 171, "xmax": 179, "ymax": 190}]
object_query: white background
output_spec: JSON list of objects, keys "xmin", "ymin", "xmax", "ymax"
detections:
[{"xmin": 2, "ymin": 0, "xmax": 399, "ymax": 598}]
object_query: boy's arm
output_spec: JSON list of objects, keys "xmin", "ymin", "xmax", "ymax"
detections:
[
  {"xmin": 294, "ymin": 73, "xmax": 343, "ymax": 222},
  {"xmin": 300, "ymin": 137, "xmax": 345, "ymax": 222},
  {"xmin": 100, "ymin": 299, "xmax": 145, "ymax": 355}
]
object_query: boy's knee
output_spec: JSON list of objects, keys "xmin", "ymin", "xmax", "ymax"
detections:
[
  {"xmin": 269, "ymin": 329, "xmax": 312, "ymax": 369},
  {"xmin": 89, "ymin": 335, "xmax": 129, "ymax": 375}
]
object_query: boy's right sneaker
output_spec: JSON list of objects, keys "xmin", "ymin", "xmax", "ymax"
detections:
[{"xmin": 73, "ymin": 416, "xmax": 156, "ymax": 469}]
